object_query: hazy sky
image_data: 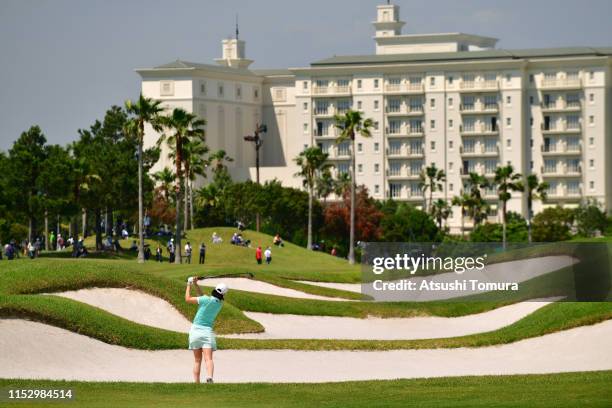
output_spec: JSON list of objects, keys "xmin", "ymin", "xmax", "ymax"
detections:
[{"xmin": 1, "ymin": 0, "xmax": 611, "ymax": 146}]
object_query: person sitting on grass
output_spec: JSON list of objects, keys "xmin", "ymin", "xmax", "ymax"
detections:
[
  {"xmin": 185, "ymin": 278, "xmax": 228, "ymax": 384},
  {"xmin": 273, "ymin": 234, "xmax": 284, "ymax": 247},
  {"xmin": 211, "ymin": 232, "xmax": 222, "ymax": 244}
]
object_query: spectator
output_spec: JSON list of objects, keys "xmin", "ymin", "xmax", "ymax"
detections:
[
  {"xmin": 57, "ymin": 234, "xmax": 65, "ymax": 251},
  {"xmin": 121, "ymin": 228, "xmax": 129, "ymax": 240},
  {"xmin": 156, "ymin": 245, "xmax": 163, "ymax": 262},
  {"xmin": 129, "ymin": 240, "xmax": 138, "ymax": 251},
  {"xmin": 5, "ymin": 242, "xmax": 15, "ymax": 260},
  {"xmin": 49, "ymin": 231, "xmax": 56, "ymax": 251},
  {"xmin": 273, "ymin": 234, "xmax": 284, "ymax": 247},
  {"xmin": 212, "ymin": 232, "xmax": 222, "ymax": 244},
  {"xmin": 255, "ymin": 246, "xmax": 263, "ymax": 264},
  {"xmin": 236, "ymin": 220, "xmax": 246, "ymax": 231},
  {"xmin": 144, "ymin": 245, "xmax": 151, "ymax": 261},
  {"xmin": 185, "ymin": 242, "xmax": 192, "ymax": 264},
  {"xmin": 168, "ymin": 239, "xmax": 175, "ymax": 263},
  {"xmin": 264, "ymin": 246, "xmax": 272, "ymax": 265},
  {"xmin": 331, "ymin": 247, "xmax": 337, "ymax": 257},
  {"xmin": 199, "ymin": 243, "xmax": 206, "ymax": 264}
]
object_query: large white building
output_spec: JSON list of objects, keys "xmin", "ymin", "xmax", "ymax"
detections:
[{"xmin": 137, "ymin": 1, "xmax": 612, "ymax": 232}]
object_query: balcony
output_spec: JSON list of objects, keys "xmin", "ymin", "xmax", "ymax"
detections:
[
  {"xmin": 458, "ymin": 80, "xmax": 499, "ymax": 93},
  {"xmin": 541, "ymin": 144, "xmax": 582, "ymax": 156},
  {"xmin": 385, "ymin": 106, "xmax": 425, "ymax": 116},
  {"xmin": 386, "ymin": 170, "xmax": 421, "ymax": 181},
  {"xmin": 540, "ymin": 78, "xmax": 582, "ymax": 90},
  {"xmin": 547, "ymin": 187, "xmax": 583, "ymax": 200},
  {"xmin": 460, "ymin": 145, "xmax": 499, "ymax": 157},
  {"xmin": 541, "ymin": 165, "xmax": 582, "ymax": 178},
  {"xmin": 385, "ymin": 127, "xmax": 424, "ymax": 138},
  {"xmin": 459, "ymin": 103, "xmax": 499, "ymax": 114},
  {"xmin": 460, "ymin": 124, "xmax": 499, "ymax": 136},
  {"xmin": 541, "ymin": 123, "xmax": 582, "ymax": 134},
  {"xmin": 540, "ymin": 101, "xmax": 582, "ymax": 113},
  {"xmin": 313, "ymin": 107, "xmax": 335, "ymax": 117},
  {"xmin": 312, "ymin": 86, "xmax": 352, "ymax": 96},
  {"xmin": 313, "ymin": 129, "xmax": 337, "ymax": 139},
  {"xmin": 384, "ymin": 83, "xmax": 425, "ymax": 94}
]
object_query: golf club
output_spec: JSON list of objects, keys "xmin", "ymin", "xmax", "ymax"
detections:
[{"xmin": 187, "ymin": 272, "xmax": 254, "ymax": 283}]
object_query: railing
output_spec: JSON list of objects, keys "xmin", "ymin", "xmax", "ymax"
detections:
[
  {"xmin": 460, "ymin": 124, "xmax": 499, "ymax": 134},
  {"xmin": 541, "ymin": 165, "xmax": 582, "ymax": 175},
  {"xmin": 314, "ymin": 107, "xmax": 333, "ymax": 116},
  {"xmin": 541, "ymin": 144, "xmax": 582, "ymax": 154},
  {"xmin": 459, "ymin": 80, "xmax": 498, "ymax": 91},
  {"xmin": 312, "ymin": 86, "xmax": 352, "ymax": 95},
  {"xmin": 385, "ymin": 83, "xmax": 425, "ymax": 93},
  {"xmin": 540, "ymin": 78, "xmax": 582, "ymax": 89},
  {"xmin": 460, "ymin": 103, "xmax": 499, "ymax": 113},
  {"xmin": 541, "ymin": 101, "xmax": 582, "ymax": 111},
  {"xmin": 460, "ymin": 145, "xmax": 499, "ymax": 155},
  {"xmin": 541, "ymin": 123, "xmax": 582, "ymax": 132}
]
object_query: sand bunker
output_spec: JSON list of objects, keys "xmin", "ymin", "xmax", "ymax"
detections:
[
  {"xmin": 1, "ymin": 318, "xmax": 610, "ymax": 383},
  {"xmin": 297, "ymin": 255, "xmax": 577, "ymax": 301},
  {"xmin": 223, "ymin": 300, "xmax": 554, "ymax": 340},
  {"xmin": 52, "ymin": 288, "xmax": 191, "ymax": 332},
  {"xmin": 198, "ymin": 278, "xmax": 349, "ymax": 301}
]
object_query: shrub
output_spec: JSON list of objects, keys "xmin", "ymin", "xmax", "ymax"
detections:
[
  {"xmin": 470, "ymin": 212, "xmax": 528, "ymax": 242},
  {"xmin": 532, "ymin": 207, "xmax": 574, "ymax": 242},
  {"xmin": 574, "ymin": 202, "xmax": 607, "ymax": 237}
]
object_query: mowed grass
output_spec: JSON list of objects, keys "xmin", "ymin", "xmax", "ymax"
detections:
[{"xmin": 1, "ymin": 371, "xmax": 611, "ymax": 407}]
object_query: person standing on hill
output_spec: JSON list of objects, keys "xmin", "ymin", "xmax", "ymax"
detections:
[
  {"xmin": 264, "ymin": 246, "xmax": 272, "ymax": 265},
  {"xmin": 185, "ymin": 242, "xmax": 192, "ymax": 264},
  {"xmin": 199, "ymin": 243, "xmax": 206, "ymax": 264},
  {"xmin": 185, "ymin": 278, "xmax": 227, "ymax": 384},
  {"xmin": 156, "ymin": 245, "xmax": 163, "ymax": 262},
  {"xmin": 255, "ymin": 246, "xmax": 263, "ymax": 264}
]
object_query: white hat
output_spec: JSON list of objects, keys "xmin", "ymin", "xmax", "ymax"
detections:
[{"xmin": 215, "ymin": 283, "xmax": 228, "ymax": 295}]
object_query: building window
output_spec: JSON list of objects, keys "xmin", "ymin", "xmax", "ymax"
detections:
[
  {"xmin": 254, "ymin": 88, "xmax": 259, "ymax": 99},
  {"xmin": 506, "ymin": 117, "xmax": 512, "ymax": 127},
  {"xmin": 448, "ymin": 97, "xmax": 453, "ymax": 107},
  {"xmin": 374, "ymin": 185, "xmax": 380, "ymax": 194},
  {"xmin": 357, "ymin": 143, "xmax": 363, "ymax": 153},
  {"xmin": 448, "ymin": 76, "xmax": 454, "ymax": 84},
  {"xmin": 303, "ymin": 102, "xmax": 308, "ymax": 111},
  {"xmin": 374, "ymin": 163, "xmax": 380, "ymax": 173},
  {"xmin": 449, "ymin": 162, "xmax": 454, "ymax": 170},
  {"xmin": 529, "ymin": 96, "xmax": 534, "ymax": 104},
  {"xmin": 530, "ymin": 138, "xmax": 534, "ymax": 148},
  {"xmin": 218, "ymin": 83, "xmax": 224, "ymax": 97},
  {"xmin": 589, "ymin": 137, "xmax": 594, "ymax": 146},
  {"xmin": 430, "ymin": 98, "xmax": 435, "ymax": 108},
  {"xmin": 374, "ymin": 121, "xmax": 379, "ymax": 131},
  {"xmin": 507, "ymin": 139, "xmax": 511, "ymax": 147},
  {"xmin": 449, "ymin": 140, "xmax": 454, "ymax": 149},
  {"xmin": 374, "ymin": 100, "xmax": 379, "ymax": 110},
  {"xmin": 303, "ymin": 81, "xmax": 308, "ymax": 90},
  {"xmin": 200, "ymin": 82, "xmax": 206, "ymax": 94},
  {"xmin": 303, "ymin": 123, "xmax": 308, "ymax": 133},
  {"xmin": 448, "ymin": 119, "xmax": 453, "ymax": 129},
  {"xmin": 430, "ymin": 77, "xmax": 435, "ymax": 86},
  {"xmin": 589, "ymin": 71, "xmax": 595, "ymax": 80},
  {"xmin": 589, "ymin": 93, "xmax": 594, "ymax": 103},
  {"xmin": 530, "ymin": 161, "xmax": 534, "ymax": 170},
  {"xmin": 374, "ymin": 79, "xmax": 379, "ymax": 88},
  {"xmin": 530, "ymin": 117, "xmax": 534, "ymax": 127},
  {"xmin": 160, "ymin": 80, "xmax": 174, "ymax": 96},
  {"xmin": 431, "ymin": 141, "xmax": 436, "ymax": 150},
  {"xmin": 590, "ymin": 181, "xmax": 595, "ymax": 190},
  {"xmin": 506, "ymin": 96, "xmax": 511, "ymax": 105},
  {"xmin": 589, "ymin": 115, "xmax": 594, "ymax": 125},
  {"xmin": 529, "ymin": 74, "xmax": 534, "ymax": 83},
  {"xmin": 449, "ymin": 183, "xmax": 454, "ymax": 192},
  {"xmin": 374, "ymin": 142, "xmax": 380, "ymax": 152},
  {"xmin": 430, "ymin": 120, "xmax": 436, "ymax": 130},
  {"xmin": 236, "ymin": 85, "xmax": 242, "ymax": 99},
  {"xmin": 357, "ymin": 101, "xmax": 362, "ymax": 110},
  {"xmin": 357, "ymin": 79, "xmax": 362, "ymax": 89},
  {"xmin": 357, "ymin": 164, "xmax": 363, "ymax": 174},
  {"xmin": 506, "ymin": 74, "xmax": 511, "ymax": 83},
  {"xmin": 589, "ymin": 159, "xmax": 594, "ymax": 168}
]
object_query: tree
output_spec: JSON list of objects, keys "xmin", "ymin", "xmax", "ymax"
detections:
[
  {"xmin": 525, "ymin": 174, "xmax": 548, "ymax": 242},
  {"xmin": 158, "ymin": 108, "xmax": 205, "ymax": 264},
  {"xmin": 431, "ymin": 198, "xmax": 451, "ymax": 230},
  {"xmin": 153, "ymin": 167, "xmax": 175, "ymax": 202},
  {"xmin": 333, "ymin": 172, "xmax": 351, "ymax": 197},
  {"xmin": 294, "ymin": 146, "xmax": 331, "ymax": 250},
  {"xmin": 465, "ymin": 172, "xmax": 490, "ymax": 227},
  {"xmin": 315, "ymin": 168, "xmax": 334, "ymax": 204},
  {"xmin": 7, "ymin": 126, "xmax": 48, "ymax": 242},
  {"xmin": 419, "ymin": 164, "xmax": 446, "ymax": 214},
  {"xmin": 379, "ymin": 201, "xmax": 440, "ymax": 242},
  {"xmin": 470, "ymin": 212, "xmax": 528, "ymax": 243},
  {"xmin": 451, "ymin": 194, "xmax": 470, "ymax": 239},
  {"xmin": 493, "ymin": 165, "xmax": 523, "ymax": 248},
  {"xmin": 532, "ymin": 207, "xmax": 574, "ymax": 242},
  {"xmin": 333, "ymin": 110, "xmax": 373, "ymax": 264},
  {"xmin": 575, "ymin": 201, "xmax": 607, "ymax": 237},
  {"xmin": 207, "ymin": 149, "xmax": 233, "ymax": 181},
  {"xmin": 125, "ymin": 94, "xmax": 163, "ymax": 263}
]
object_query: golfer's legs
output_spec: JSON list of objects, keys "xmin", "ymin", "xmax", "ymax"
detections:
[
  {"xmin": 203, "ymin": 348, "xmax": 214, "ymax": 379},
  {"xmin": 192, "ymin": 349, "xmax": 203, "ymax": 383}
]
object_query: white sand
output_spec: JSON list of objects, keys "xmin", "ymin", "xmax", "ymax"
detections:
[
  {"xmin": 297, "ymin": 255, "xmax": 577, "ymax": 301},
  {"xmin": 198, "ymin": 278, "xmax": 349, "ymax": 301},
  {"xmin": 1, "ymin": 318, "xmax": 610, "ymax": 383},
  {"xmin": 49, "ymin": 288, "xmax": 554, "ymax": 340},
  {"xmin": 222, "ymin": 300, "xmax": 555, "ymax": 340},
  {"xmin": 52, "ymin": 288, "xmax": 191, "ymax": 333}
]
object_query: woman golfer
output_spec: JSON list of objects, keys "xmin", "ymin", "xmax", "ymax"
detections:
[{"xmin": 185, "ymin": 277, "xmax": 228, "ymax": 383}]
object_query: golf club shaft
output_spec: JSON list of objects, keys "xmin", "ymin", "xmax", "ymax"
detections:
[{"xmin": 195, "ymin": 272, "xmax": 253, "ymax": 280}]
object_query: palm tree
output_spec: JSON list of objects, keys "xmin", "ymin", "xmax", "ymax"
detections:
[
  {"xmin": 334, "ymin": 110, "xmax": 373, "ymax": 264},
  {"xmin": 465, "ymin": 172, "xmax": 490, "ymax": 226},
  {"xmin": 153, "ymin": 167, "xmax": 175, "ymax": 202},
  {"xmin": 294, "ymin": 146, "xmax": 331, "ymax": 250},
  {"xmin": 419, "ymin": 164, "xmax": 446, "ymax": 213},
  {"xmin": 125, "ymin": 94, "xmax": 163, "ymax": 263},
  {"xmin": 333, "ymin": 171, "xmax": 351, "ymax": 197},
  {"xmin": 157, "ymin": 108, "xmax": 206, "ymax": 264},
  {"xmin": 315, "ymin": 168, "xmax": 334, "ymax": 204},
  {"xmin": 207, "ymin": 149, "xmax": 234, "ymax": 180},
  {"xmin": 451, "ymin": 194, "xmax": 470, "ymax": 239},
  {"xmin": 494, "ymin": 165, "xmax": 523, "ymax": 248},
  {"xmin": 525, "ymin": 174, "xmax": 548, "ymax": 243},
  {"xmin": 431, "ymin": 198, "xmax": 451, "ymax": 230}
]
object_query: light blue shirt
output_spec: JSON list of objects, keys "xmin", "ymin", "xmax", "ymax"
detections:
[{"xmin": 193, "ymin": 295, "xmax": 223, "ymax": 328}]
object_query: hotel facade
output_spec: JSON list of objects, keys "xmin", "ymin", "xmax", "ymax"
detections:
[{"xmin": 137, "ymin": 2, "xmax": 612, "ymax": 232}]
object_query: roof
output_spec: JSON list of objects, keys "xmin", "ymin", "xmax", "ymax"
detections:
[
  {"xmin": 311, "ymin": 47, "xmax": 612, "ymax": 66},
  {"xmin": 148, "ymin": 60, "xmax": 256, "ymax": 76},
  {"xmin": 251, "ymin": 69, "xmax": 294, "ymax": 77}
]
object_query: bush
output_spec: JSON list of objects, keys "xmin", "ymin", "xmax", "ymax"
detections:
[
  {"xmin": 574, "ymin": 202, "xmax": 607, "ymax": 237},
  {"xmin": 532, "ymin": 207, "xmax": 574, "ymax": 242},
  {"xmin": 379, "ymin": 201, "xmax": 440, "ymax": 242},
  {"xmin": 470, "ymin": 212, "xmax": 528, "ymax": 242}
]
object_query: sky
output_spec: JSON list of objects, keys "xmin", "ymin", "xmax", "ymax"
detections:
[{"xmin": 1, "ymin": 0, "xmax": 611, "ymax": 147}]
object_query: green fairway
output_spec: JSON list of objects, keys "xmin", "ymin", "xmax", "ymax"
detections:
[{"xmin": 1, "ymin": 372, "xmax": 611, "ymax": 407}]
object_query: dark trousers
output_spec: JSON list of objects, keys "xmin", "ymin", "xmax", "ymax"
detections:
[
  {"xmin": 199, "ymin": 253, "xmax": 205, "ymax": 264},
  {"xmin": 257, "ymin": 258, "xmax": 262, "ymax": 264}
]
